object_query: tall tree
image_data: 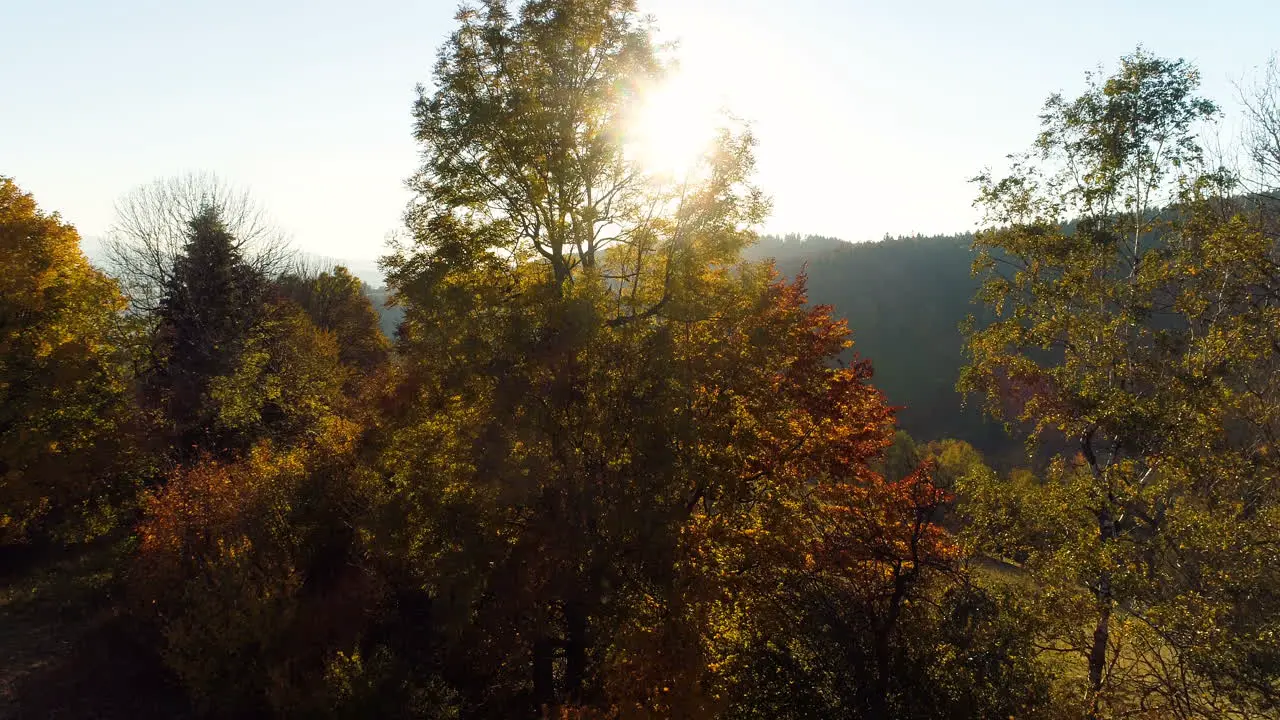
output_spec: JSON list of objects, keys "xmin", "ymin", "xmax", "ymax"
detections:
[
  {"xmin": 961, "ymin": 49, "xmax": 1280, "ymax": 717},
  {"xmin": 375, "ymin": 2, "xmax": 980, "ymax": 718},
  {"xmin": 150, "ymin": 206, "xmax": 266, "ymax": 460},
  {"xmin": 393, "ymin": 0, "xmax": 765, "ymax": 305},
  {"xmin": 0, "ymin": 177, "xmax": 131, "ymax": 544}
]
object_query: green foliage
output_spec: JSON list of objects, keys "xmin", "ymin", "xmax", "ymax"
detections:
[
  {"xmin": 962, "ymin": 48, "xmax": 1280, "ymax": 717},
  {"xmin": 393, "ymin": 0, "xmax": 767, "ymax": 309},
  {"xmin": 876, "ymin": 431, "xmax": 922, "ymax": 481},
  {"xmin": 407, "ymin": 0, "xmax": 662, "ymax": 287},
  {"xmin": 275, "ymin": 265, "xmax": 389, "ymax": 372},
  {"xmin": 206, "ymin": 300, "xmax": 348, "ymax": 446}
]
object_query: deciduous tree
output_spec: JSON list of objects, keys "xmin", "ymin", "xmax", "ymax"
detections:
[
  {"xmin": 0, "ymin": 177, "xmax": 133, "ymax": 544},
  {"xmin": 275, "ymin": 264, "xmax": 389, "ymax": 372},
  {"xmin": 962, "ymin": 49, "xmax": 1280, "ymax": 717},
  {"xmin": 377, "ymin": 5, "xmax": 986, "ymax": 717}
]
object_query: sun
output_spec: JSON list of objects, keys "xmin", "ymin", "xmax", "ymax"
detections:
[{"xmin": 626, "ymin": 71, "xmax": 725, "ymax": 180}]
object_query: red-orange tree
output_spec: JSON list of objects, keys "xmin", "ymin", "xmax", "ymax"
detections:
[{"xmin": 132, "ymin": 416, "xmax": 390, "ymax": 716}]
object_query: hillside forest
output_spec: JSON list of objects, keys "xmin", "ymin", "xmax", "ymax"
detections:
[{"xmin": 3, "ymin": 2, "xmax": 1280, "ymax": 718}]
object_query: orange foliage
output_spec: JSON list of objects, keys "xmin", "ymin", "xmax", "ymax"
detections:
[
  {"xmin": 595, "ymin": 270, "xmax": 958, "ymax": 712},
  {"xmin": 131, "ymin": 421, "xmax": 385, "ymax": 714}
]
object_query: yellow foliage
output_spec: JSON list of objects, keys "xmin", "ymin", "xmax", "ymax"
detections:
[{"xmin": 0, "ymin": 176, "xmax": 132, "ymax": 544}]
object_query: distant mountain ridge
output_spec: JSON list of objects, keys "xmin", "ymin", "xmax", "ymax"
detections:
[{"xmin": 748, "ymin": 232, "xmax": 1014, "ymax": 460}]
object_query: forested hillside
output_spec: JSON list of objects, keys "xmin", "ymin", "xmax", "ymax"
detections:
[
  {"xmin": 746, "ymin": 233, "xmax": 1017, "ymax": 462},
  {"xmin": 365, "ymin": 285, "xmax": 403, "ymax": 340}
]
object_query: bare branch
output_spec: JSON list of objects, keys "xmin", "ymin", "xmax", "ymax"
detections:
[{"xmin": 102, "ymin": 172, "xmax": 293, "ymax": 312}]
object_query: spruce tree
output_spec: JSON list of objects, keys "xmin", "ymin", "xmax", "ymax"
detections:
[{"xmin": 152, "ymin": 206, "xmax": 264, "ymax": 459}]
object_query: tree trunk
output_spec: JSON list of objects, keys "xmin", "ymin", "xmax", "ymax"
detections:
[
  {"xmin": 564, "ymin": 599, "xmax": 587, "ymax": 702},
  {"xmin": 533, "ymin": 636, "xmax": 555, "ymax": 714},
  {"xmin": 868, "ymin": 626, "xmax": 892, "ymax": 720},
  {"xmin": 550, "ymin": 250, "xmax": 570, "ymax": 292},
  {"xmin": 868, "ymin": 570, "xmax": 909, "ymax": 720},
  {"xmin": 1087, "ymin": 503, "xmax": 1116, "ymax": 719},
  {"xmin": 1087, "ymin": 597, "xmax": 1112, "ymax": 719}
]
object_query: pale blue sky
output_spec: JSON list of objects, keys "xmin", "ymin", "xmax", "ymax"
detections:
[{"xmin": 3, "ymin": 0, "xmax": 1277, "ymax": 264}]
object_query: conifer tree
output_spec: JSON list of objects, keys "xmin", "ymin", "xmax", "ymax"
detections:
[{"xmin": 151, "ymin": 206, "xmax": 265, "ymax": 459}]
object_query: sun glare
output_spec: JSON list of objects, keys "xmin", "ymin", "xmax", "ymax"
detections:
[{"xmin": 626, "ymin": 71, "xmax": 725, "ymax": 180}]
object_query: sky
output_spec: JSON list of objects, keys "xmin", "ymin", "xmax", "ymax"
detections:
[{"xmin": 3, "ymin": 0, "xmax": 1278, "ymax": 268}]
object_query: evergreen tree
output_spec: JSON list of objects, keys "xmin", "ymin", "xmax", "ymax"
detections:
[{"xmin": 151, "ymin": 206, "xmax": 265, "ymax": 459}]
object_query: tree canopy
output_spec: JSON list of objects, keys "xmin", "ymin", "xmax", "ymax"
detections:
[
  {"xmin": 961, "ymin": 49, "xmax": 1280, "ymax": 717},
  {"xmin": 3, "ymin": 8, "xmax": 1280, "ymax": 720}
]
